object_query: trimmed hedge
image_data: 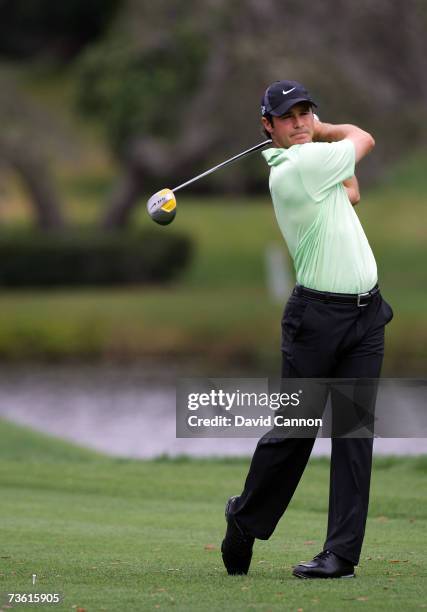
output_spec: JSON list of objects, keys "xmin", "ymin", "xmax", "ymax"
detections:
[{"xmin": 0, "ymin": 228, "xmax": 193, "ymax": 287}]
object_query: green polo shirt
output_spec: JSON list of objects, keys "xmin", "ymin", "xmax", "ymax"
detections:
[{"xmin": 262, "ymin": 139, "xmax": 378, "ymax": 294}]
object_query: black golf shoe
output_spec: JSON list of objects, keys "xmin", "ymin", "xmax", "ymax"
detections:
[
  {"xmin": 221, "ymin": 496, "xmax": 254, "ymax": 575},
  {"xmin": 292, "ymin": 550, "xmax": 355, "ymax": 579}
]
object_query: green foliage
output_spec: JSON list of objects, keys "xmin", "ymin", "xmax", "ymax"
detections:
[
  {"xmin": 0, "ymin": 228, "xmax": 192, "ymax": 287},
  {"xmin": 76, "ymin": 29, "xmax": 208, "ymax": 154}
]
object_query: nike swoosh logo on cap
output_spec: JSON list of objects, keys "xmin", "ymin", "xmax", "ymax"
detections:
[{"xmin": 282, "ymin": 87, "xmax": 296, "ymax": 95}]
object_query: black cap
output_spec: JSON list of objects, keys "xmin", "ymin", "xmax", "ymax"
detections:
[{"xmin": 261, "ymin": 80, "xmax": 317, "ymax": 116}]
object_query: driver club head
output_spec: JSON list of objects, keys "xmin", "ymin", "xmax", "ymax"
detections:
[{"xmin": 147, "ymin": 188, "xmax": 177, "ymax": 225}]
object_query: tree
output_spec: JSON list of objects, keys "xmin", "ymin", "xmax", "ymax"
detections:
[
  {"xmin": 0, "ymin": 74, "xmax": 65, "ymax": 229},
  {"xmin": 76, "ymin": 0, "xmax": 233, "ymax": 227},
  {"xmin": 75, "ymin": 0, "xmax": 427, "ymax": 227},
  {"xmin": 2, "ymin": 0, "xmax": 427, "ymax": 229}
]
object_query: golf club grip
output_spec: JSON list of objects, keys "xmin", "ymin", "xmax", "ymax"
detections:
[{"xmin": 172, "ymin": 139, "xmax": 272, "ymax": 193}]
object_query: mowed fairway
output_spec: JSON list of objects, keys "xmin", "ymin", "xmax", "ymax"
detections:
[{"xmin": 0, "ymin": 419, "xmax": 426, "ymax": 611}]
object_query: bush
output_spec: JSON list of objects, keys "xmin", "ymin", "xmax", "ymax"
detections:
[{"xmin": 0, "ymin": 228, "xmax": 193, "ymax": 287}]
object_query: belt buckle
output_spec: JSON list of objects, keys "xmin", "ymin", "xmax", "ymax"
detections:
[{"xmin": 357, "ymin": 292, "xmax": 370, "ymax": 307}]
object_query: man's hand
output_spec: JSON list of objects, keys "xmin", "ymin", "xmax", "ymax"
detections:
[
  {"xmin": 312, "ymin": 119, "xmax": 330, "ymax": 143},
  {"xmin": 312, "ymin": 121, "xmax": 375, "ymax": 164},
  {"xmin": 343, "ymin": 175, "xmax": 360, "ymax": 206}
]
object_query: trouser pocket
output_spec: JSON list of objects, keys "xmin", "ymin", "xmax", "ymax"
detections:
[
  {"xmin": 281, "ymin": 296, "xmax": 310, "ymax": 350},
  {"xmin": 380, "ymin": 297, "xmax": 394, "ymax": 324}
]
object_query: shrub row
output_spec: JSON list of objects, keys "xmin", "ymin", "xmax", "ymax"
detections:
[{"xmin": 0, "ymin": 228, "xmax": 193, "ymax": 286}]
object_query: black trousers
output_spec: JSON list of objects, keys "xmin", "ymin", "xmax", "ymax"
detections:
[{"xmin": 232, "ymin": 286, "xmax": 394, "ymax": 565}]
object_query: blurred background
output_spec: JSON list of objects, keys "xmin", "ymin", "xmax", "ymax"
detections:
[{"xmin": 0, "ymin": 0, "xmax": 426, "ymax": 456}]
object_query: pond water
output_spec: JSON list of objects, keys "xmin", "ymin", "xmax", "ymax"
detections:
[{"xmin": 0, "ymin": 365, "xmax": 425, "ymax": 458}]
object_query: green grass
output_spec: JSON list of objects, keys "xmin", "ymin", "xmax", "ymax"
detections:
[{"xmin": 0, "ymin": 419, "xmax": 426, "ymax": 611}]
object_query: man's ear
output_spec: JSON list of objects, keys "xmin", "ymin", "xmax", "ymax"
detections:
[{"xmin": 261, "ymin": 116, "xmax": 273, "ymax": 135}]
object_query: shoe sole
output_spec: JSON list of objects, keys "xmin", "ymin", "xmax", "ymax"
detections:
[{"xmin": 293, "ymin": 570, "xmax": 355, "ymax": 579}]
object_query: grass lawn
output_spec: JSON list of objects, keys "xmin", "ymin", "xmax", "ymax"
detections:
[{"xmin": 0, "ymin": 419, "xmax": 426, "ymax": 611}]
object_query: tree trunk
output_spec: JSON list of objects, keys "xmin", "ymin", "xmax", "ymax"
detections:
[
  {"xmin": 0, "ymin": 139, "xmax": 65, "ymax": 230},
  {"xmin": 101, "ymin": 166, "xmax": 143, "ymax": 229}
]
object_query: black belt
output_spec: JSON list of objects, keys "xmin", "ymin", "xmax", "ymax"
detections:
[{"xmin": 293, "ymin": 284, "xmax": 380, "ymax": 307}]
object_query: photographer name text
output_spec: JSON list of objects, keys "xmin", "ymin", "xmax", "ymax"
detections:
[{"xmin": 187, "ymin": 415, "xmax": 322, "ymax": 428}]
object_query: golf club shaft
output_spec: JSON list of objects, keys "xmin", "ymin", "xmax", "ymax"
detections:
[{"xmin": 172, "ymin": 139, "xmax": 272, "ymax": 193}]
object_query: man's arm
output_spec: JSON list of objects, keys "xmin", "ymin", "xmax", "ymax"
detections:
[
  {"xmin": 313, "ymin": 122, "xmax": 375, "ymax": 163},
  {"xmin": 343, "ymin": 175, "xmax": 360, "ymax": 205}
]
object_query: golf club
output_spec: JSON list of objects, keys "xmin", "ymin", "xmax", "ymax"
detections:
[{"xmin": 147, "ymin": 138, "xmax": 272, "ymax": 225}]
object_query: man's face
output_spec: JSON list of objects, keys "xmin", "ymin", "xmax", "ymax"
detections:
[{"xmin": 262, "ymin": 102, "xmax": 315, "ymax": 148}]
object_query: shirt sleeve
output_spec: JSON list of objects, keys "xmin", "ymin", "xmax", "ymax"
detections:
[{"xmin": 297, "ymin": 139, "xmax": 356, "ymax": 202}]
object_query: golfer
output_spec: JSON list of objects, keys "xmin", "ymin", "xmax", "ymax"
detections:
[{"xmin": 221, "ymin": 80, "xmax": 393, "ymax": 579}]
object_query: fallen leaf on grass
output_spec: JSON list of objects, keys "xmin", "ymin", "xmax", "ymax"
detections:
[
  {"xmin": 375, "ymin": 516, "xmax": 389, "ymax": 523},
  {"xmin": 389, "ymin": 559, "xmax": 408, "ymax": 563},
  {"xmin": 204, "ymin": 544, "xmax": 217, "ymax": 551},
  {"xmin": 304, "ymin": 540, "xmax": 315, "ymax": 545},
  {"xmin": 357, "ymin": 597, "xmax": 369, "ymax": 601}
]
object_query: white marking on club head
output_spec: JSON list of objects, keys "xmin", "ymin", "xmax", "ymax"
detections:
[
  {"xmin": 149, "ymin": 197, "xmax": 167, "ymax": 211},
  {"xmin": 147, "ymin": 190, "xmax": 174, "ymax": 212}
]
